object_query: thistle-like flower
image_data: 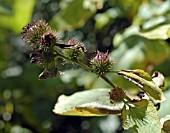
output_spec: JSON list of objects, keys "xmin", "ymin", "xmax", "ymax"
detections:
[
  {"xmin": 90, "ymin": 51, "xmax": 114, "ymax": 76},
  {"xmin": 21, "ymin": 19, "xmax": 60, "ymax": 79},
  {"xmin": 21, "ymin": 19, "xmax": 87, "ymax": 79},
  {"xmin": 21, "ymin": 19, "xmax": 58, "ymax": 50},
  {"xmin": 29, "ymin": 49, "xmax": 55, "ymax": 68},
  {"xmin": 109, "ymin": 87, "xmax": 126, "ymax": 103}
]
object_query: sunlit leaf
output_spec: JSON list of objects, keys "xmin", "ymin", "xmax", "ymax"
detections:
[
  {"xmin": 53, "ymin": 88, "xmax": 123, "ymax": 116},
  {"xmin": 50, "ymin": 0, "xmax": 104, "ymax": 30},
  {"xmin": 117, "ymin": 69, "xmax": 165, "ymax": 102},
  {"xmin": 112, "ymin": 35, "xmax": 169, "ymax": 70},
  {"xmin": 137, "ymin": 1, "xmax": 170, "ymax": 21},
  {"xmin": 139, "ymin": 24, "xmax": 170, "ymax": 40},
  {"xmin": 109, "ymin": 0, "xmax": 142, "ymax": 18},
  {"xmin": 122, "ymin": 99, "xmax": 161, "ymax": 133},
  {"xmin": 0, "ymin": 0, "xmax": 35, "ymax": 33}
]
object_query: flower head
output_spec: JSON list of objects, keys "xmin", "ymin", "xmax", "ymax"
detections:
[
  {"xmin": 41, "ymin": 32, "xmax": 57, "ymax": 47},
  {"xmin": 30, "ymin": 49, "xmax": 55, "ymax": 69},
  {"xmin": 21, "ymin": 19, "xmax": 58, "ymax": 50},
  {"xmin": 90, "ymin": 51, "xmax": 114, "ymax": 76},
  {"xmin": 21, "ymin": 19, "xmax": 87, "ymax": 79},
  {"xmin": 109, "ymin": 87, "xmax": 126, "ymax": 103}
]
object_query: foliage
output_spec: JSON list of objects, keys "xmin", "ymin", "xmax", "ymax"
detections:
[
  {"xmin": 122, "ymin": 100, "xmax": 161, "ymax": 133},
  {"xmin": 53, "ymin": 89, "xmax": 122, "ymax": 116},
  {"xmin": 1, "ymin": 0, "xmax": 170, "ymax": 133}
]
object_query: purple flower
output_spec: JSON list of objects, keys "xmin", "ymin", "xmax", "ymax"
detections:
[
  {"xmin": 91, "ymin": 51, "xmax": 114, "ymax": 76},
  {"xmin": 93, "ymin": 51, "xmax": 109, "ymax": 63},
  {"xmin": 21, "ymin": 19, "xmax": 58, "ymax": 50}
]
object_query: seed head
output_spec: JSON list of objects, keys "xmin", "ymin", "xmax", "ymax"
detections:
[
  {"xmin": 90, "ymin": 51, "xmax": 114, "ymax": 76},
  {"xmin": 29, "ymin": 49, "xmax": 55, "ymax": 69},
  {"xmin": 41, "ymin": 32, "xmax": 57, "ymax": 47},
  {"xmin": 109, "ymin": 87, "xmax": 126, "ymax": 103},
  {"xmin": 21, "ymin": 19, "xmax": 58, "ymax": 50}
]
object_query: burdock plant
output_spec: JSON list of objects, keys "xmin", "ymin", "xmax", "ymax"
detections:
[{"xmin": 22, "ymin": 19, "xmax": 167, "ymax": 133}]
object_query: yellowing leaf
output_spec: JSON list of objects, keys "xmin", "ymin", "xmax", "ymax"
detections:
[
  {"xmin": 53, "ymin": 88, "xmax": 123, "ymax": 116},
  {"xmin": 117, "ymin": 69, "xmax": 165, "ymax": 102},
  {"xmin": 122, "ymin": 100, "xmax": 161, "ymax": 133},
  {"xmin": 139, "ymin": 24, "xmax": 170, "ymax": 40}
]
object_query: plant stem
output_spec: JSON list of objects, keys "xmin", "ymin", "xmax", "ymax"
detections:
[
  {"xmin": 54, "ymin": 47, "xmax": 116, "ymax": 88},
  {"xmin": 54, "ymin": 48, "xmax": 91, "ymax": 71},
  {"xmin": 100, "ymin": 75, "xmax": 116, "ymax": 88}
]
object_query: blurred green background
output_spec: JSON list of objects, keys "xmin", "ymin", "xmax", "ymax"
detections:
[{"xmin": 0, "ymin": 0, "xmax": 170, "ymax": 133}]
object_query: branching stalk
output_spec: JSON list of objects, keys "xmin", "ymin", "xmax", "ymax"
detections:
[{"xmin": 54, "ymin": 47, "xmax": 116, "ymax": 88}]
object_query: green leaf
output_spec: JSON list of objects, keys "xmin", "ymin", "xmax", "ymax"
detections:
[
  {"xmin": 0, "ymin": 1, "xmax": 12, "ymax": 15},
  {"xmin": 160, "ymin": 115, "xmax": 170, "ymax": 133},
  {"xmin": 50, "ymin": 0, "xmax": 104, "ymax": 30},
  {"xmin": 109, "ymin": 0, "xmax": 142, "ymax": 17},
  {"xmin": 53, "ymin": 88, "xmax": 123, "ymax": 116},
  {"xmin": 139, "ymin": 24, "xmax": 170, "ymax": 40},
  {"xmin": 0, "ymin": 0, "xmax": 35, "ymax": 33},
  {"xmin": 112, "ymin": 35, "xmax": 169, "ymax": 70},
  {"xmin": 117, "ymin": 69, "xmax": 165, "ymax": 102},
  {"xmin": 122, "ymin": 99, "xmax": 161, "ymax": 133}
]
